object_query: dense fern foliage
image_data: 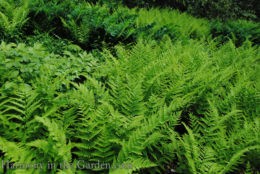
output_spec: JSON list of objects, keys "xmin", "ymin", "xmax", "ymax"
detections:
[
  {"xmin": 91, "ymin": 0, "xmax": 260, "ymax": 20},
  {"xmin": 0, "ymin": 0, "xmax": 259, "ymax": 174}
]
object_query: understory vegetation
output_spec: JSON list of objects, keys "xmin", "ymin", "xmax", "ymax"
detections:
[{"xmin": 0, "ymin": 0, "xmax": 259, "ymax": 174}]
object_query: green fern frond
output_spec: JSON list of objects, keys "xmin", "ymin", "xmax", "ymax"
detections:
[
  {"xmin": 0, "ymin": 84, "xmax": 42, "ymax": 142},
  {"xmin": 0, "ymin": 0, "xmax": 29, "ymax": 36},
  {"xmin": 26, "ymin": 139, "xmax": 49, "ymax": 153},
  {"xmin": 180, "ymin": 123, "xmax": 199, "ymax": 174},
  {"xmin": 33, "ymin": 116, "xmax": 72, "ymax": 163},
  {"xmin": 35, "ymin": 116, "xmax": 66, "ymax": 146},
  {"xmin": 221, "ymin": 146, "xmax": 260, "ymax": 174},
  {"xmin": 110, "ymin": 158, "xmax": 157, "ymax": 174},
  {"xmin": 0, "ymin": 137, "xmax": 33, "ymax": 163},
  {"xmin": 120, "ymin": 79, "xmax": 145, "ymax": 117},
  {"xmin": 114, "ymin": 109, "xmax": 180, "ymax": 173}
]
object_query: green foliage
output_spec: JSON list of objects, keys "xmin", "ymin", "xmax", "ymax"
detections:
[
  {"xmin": 0, "ymin": 1, "xmax": 259, "ymax": 174},
  {"xmin": 184, "ymin": 0, "xmax": 259, "ymax": 20},
  {"xmin": 1, "ymin": 0, "xmax": 258, "ymax": 51},
  {"xmin": 0, "ymin": 37, "xmax": 259, "ymax": 174},
  {"xmin": 27, "ymin": 0, "xmax": 72, "ymax": 34},
  {"xmin": 0, "ymin": 0, "xmax": 30, "ymax": 40},
  {"xmin": 25, "ymin": 33, "xmax": 71, "ymax": 54},
  {"xmin": 61, "ymin": 3, "xmax": 137, "ymax": 50},
  {"xmin": 25, "ymin": 1, "xmax": 137, "ymax": 50},
  {"xmin": 93, "ymin": 39, "xmax": 259, "ymax": 173},
  {"xmin": 211, "ymin": 20, "xmax": 260, "ymax": 46},
  {"xmin": 112, "ymin": 0, "xmax": 259, "ymax": 20},
  {"xmin": 135, "ymin": 8, "xmax": 210, "ymax": 41}
]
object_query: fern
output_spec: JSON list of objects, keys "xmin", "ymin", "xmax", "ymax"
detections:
[
  {"xmin": 112, "ymin": 106, "xmax": 180, "ymax": 173},
  {"xmin": 0, "ymin": 4, "xmax": 259, "ymax": 173},
  {"xmin": 26, "ymin": 116, "xmax": 73, "ymax": 173},
  {"xmin": 0, "ymin": 137, "xmax": 33, "ymax": 163},
  {"xmin": 0, "ymin": 0, "xmax": 29, "ymax": 38},
  {"xmin": 0, "ymin": 84, "xmax": 42, "ymax": 142}
]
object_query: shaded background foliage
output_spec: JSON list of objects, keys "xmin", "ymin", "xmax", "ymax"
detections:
[
  {"xmin": 96, "ymin": 0, "xmax": 259, "ymax": 20},
  {"xmin": 0, "ymin": 0, "xmax": 259, "ymax": 50},
  {"xmin": 0, "ymin": 0, "xmax": 259, "ymax": 51}
]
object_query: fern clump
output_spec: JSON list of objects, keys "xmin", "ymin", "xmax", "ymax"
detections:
[
  {"xmin": 0, "ymin": 1, "xmax": 259, "ymax": 174},
  {"xmin": 0, "ymin": 0, "xmax": 30, "ymax": 40}
]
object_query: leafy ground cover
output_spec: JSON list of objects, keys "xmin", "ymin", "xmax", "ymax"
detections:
[{"xmin": 0, "ymin": 0, "xmax": 259, "ymax": 174}]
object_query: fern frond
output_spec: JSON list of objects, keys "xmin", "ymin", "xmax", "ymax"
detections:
[
  {"xmin": 221, "ymin": 145, "xmax": 260, "ymax": 174},
  {"xmin": 110, "ymin": 158, "xmax": 157, "ymax": 174},
  {"xmin": 114, "ymin": 109, "xmax": 180, "ymax": 173},
  {"xmin": 180, "ymin": 123, "xmax": 199, "ymax": 174},
  {"xmin": 0, "ymin": 0, "xmax": 29, "ymax": 35},
  {"xmin": 0, "ymin": 85, "xmax": 42, "ymax": 142},
  {"xmin": 34, "ymin": 116, "xmax": 72, "ymax": 163},
  {"xmin": 0, "ymin": 137, "xmax": 33, "ymax": 163},
  {"xmin": 35, "ymin": 116, "xmax": 66, "ymax": 146}
]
